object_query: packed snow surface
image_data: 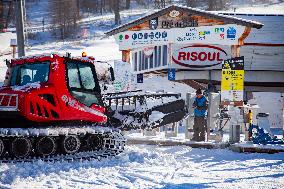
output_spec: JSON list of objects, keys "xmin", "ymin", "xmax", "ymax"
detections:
[{"xmin": 0, "ymin": 145, "xmax": 283, "ymax": 189}]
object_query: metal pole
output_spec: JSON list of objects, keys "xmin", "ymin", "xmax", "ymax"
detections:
[
  {"xmin": 207, "ymin": 71, "xmax": 212, "ymax": 141},
  {"xmin": 12, "ymin": 46, "xmax": 16, "ymax": 58},
  {"xmin": 15, "ymin": 0, "xmax": 25, "ymax": 57}
]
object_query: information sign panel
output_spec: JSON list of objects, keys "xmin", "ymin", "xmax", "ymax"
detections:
[{"xmin": 221, "ymin": 56, "xmax": 244, "ymax": 103}]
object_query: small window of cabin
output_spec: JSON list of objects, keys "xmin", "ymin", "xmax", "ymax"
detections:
[{"xmin": 131, "ymin": 45, "xmax": 168, "ymax": 72}]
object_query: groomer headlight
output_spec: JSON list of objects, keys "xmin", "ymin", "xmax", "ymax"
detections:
[{"xmin": 82, "ymin": 52, "xmax": 87, "ymax": 57}]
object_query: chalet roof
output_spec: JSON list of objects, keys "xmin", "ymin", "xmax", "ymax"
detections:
[{"xmin": 105, "ymin": 5, "xmax": 264, "ymax": 36}]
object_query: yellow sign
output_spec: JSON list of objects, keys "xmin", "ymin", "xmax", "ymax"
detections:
[
  {"xmin": 221, "ymin": 57, "xmax": 244, "ymax": 102},
  {"xmin": 221, "ymin": 70, "xmax": 244, "ymax": 91}
]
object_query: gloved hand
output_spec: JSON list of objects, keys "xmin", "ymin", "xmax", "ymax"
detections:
[{"xmin": 197, "ymin": 106, "xmax": 204, "ymax": 110}]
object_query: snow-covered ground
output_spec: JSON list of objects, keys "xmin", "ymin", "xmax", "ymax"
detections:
[
  {"xmin": 0, "ymin": 145, "xmax": 283, "ymax": 189},
  {"xmin": 229, "ymin": 2, "xmax": 284, "ymax": 14},
  {"xmin": 0, "ymin": 3, "xmax": 284, "ymax": 188}
]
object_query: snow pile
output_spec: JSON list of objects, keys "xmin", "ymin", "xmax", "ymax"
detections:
[
  {"xmin": 0, "ymin": 145, "xmax": 283, "ymax": 188},
  {"xmin": 94, "ymin": 61, "xmax": 112, "ymax": 82},
  {"xmin": 148, "ymin": 111, "xmax": 165, "ymax": 122},
  {"xmin": 0, "ymin": 32, "xmax": 16, "ymax": 55},
  {"xmin": 0, "ymin": 126, "xmax": 117, "ymax": 137}
]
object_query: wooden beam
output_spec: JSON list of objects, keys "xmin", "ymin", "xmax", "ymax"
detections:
[
  {"xmin": 231, "ymin": 45, "xmax": 240, "ymax": 58},
  {"xmin": 122, "ymin": 50, "xmax": 131, "ymax": 63},
  {"xmin": 238, "ymin": 26, "xmax": 251, "ymax": 46}
]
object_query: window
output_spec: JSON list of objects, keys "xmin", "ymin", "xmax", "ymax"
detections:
[
  {"xmin": 139, "ymin": 51, "xmax": 142, "ymax": 71},
  {"xmin": 10, "ymin": 61, "xmax": 50, "ymax": 86},
  {"xmin": 154, "ymin": 46, "xmax": 158, "ymax": 67},
  {"xmin": 149, "ymin": 54, "xmax": 153, "ymax": 69},
  {"xmin": 163, "ymin": 45, "xmax": 168, "ymax": 66},
  {"xmin": 66, "ymin": 61, "xmax": 101, "ymax": 106},
  {"xmin": 134, "ymin": 52, "xmax": 137, "ymax": 71},
  {"xmin": 142, "ymin": 52, "xmax": 145, "ymax": 70},
  {"xmin": 133, "ymin": 45, "xmax": 166, "ymax": 72},
  {"xmin": 157, "ymin": 46, "xmax": 162, "ymax": 67},
  {"xmin": 145, "ymin": 57, "xmax": 149, "ymax": 70},
  {"xmin": 78, "ymin": 64, "xmax": 96, "ymax": 90},
  {"xmin": 67, "ymin": 63, "xmax": 81, "ymax": 88}
]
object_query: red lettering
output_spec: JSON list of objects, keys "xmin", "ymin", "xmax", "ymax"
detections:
[
  {"xmin": 187, "ymin": 52, "xmax": 190, "ymax": 60},
  {"xmin": 208, "ymin": 52, "xmax": 216, "ymax": 61},
  {"xmin": 198, "ymin": 52, "xmax": 207, "ymax": 61},
  {"xmin": 178, "ymin": 52, "xmax": 186, "ymax": 60},
  {"xmin": 174, "ymin": 46, "xmax": 226, "ymax": 64},
  {"xmin": 217, "ymin": 52, "xmax": 223, "ymax": 61},
  {"xmin": 191, "ymin": 52, "xmax": 198, "ymax": 61}
]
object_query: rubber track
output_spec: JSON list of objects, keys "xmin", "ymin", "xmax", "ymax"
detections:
[{"xmin": 0, "ymin": 127, "xmax": 126, "ymax": 164}]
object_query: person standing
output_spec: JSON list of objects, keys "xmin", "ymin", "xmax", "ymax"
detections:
[{"xmin": 192, "ymin": 88, "xmax": 208, "ymax": 141}]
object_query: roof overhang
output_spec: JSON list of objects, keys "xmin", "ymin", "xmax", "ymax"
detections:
[{"xmin": 105, "ymin": 5, "xmax": 264, "ymax": 37}]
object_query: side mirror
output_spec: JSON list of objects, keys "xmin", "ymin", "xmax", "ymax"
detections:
[{"xmin": 110, "ymin": 67, "xmax": 115, "ymax": 81}]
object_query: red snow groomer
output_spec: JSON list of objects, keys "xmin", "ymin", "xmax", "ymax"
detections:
[{"xmin": 0, "ymin": 53, "xmax": 186, "ymax": 162}]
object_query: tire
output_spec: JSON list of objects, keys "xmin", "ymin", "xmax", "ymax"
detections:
[
  {"xmin": 87, "ymin": 134, "xmax": 103, "ymax": 151},
  {"xmin": 61, "ymin": 135, "xmax": 81, "ymax": 154},
  {"xmin": 36, "ymin": 136, "xmax": 57, "ymax": 156},
  {"xmin": 11, "ymin": 137, "xmax": 32, "ymax": 159},
  {"xmin": 0, "ymin": 139, "xmax": 4, "ymax": 157}
]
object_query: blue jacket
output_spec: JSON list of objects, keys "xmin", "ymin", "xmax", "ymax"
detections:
[{"xmin": 193, "ymin": 96, "xmax": 208, "ymax": 117}]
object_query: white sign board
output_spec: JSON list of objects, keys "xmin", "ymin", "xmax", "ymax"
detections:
[
  {"xmin": 115, "ymin": 29, "xmax": 170, "ymax": 50},
  {"xmin": 10, "ymin": 39, "xmax": 17, "ymax": 46},
  {"xmin": 115, "ymin": 24, "xmax": 246, "ymax": 50},
  {"xmin": 221, "ymin": 90, "xmax": 243, "ymax": 102},
  {"xmin": 173, "ymin": 24, "xmax": 245, "ymax": 45},
  {"xmin": 172, "ymin": 44, "xmax": 230, "ymax": 69}
]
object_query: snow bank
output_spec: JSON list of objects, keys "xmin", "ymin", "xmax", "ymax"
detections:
[{"xmin": 0, "ymin": 32, "xmax": 16, "ymax": 55}]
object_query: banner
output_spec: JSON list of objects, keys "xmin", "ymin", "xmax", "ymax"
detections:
[
  {"xmin": 221, "ymin": 56, "xmax": 244, "ymax": 103},
  {"xmin": 115, "ymin": 24, "xmax": 246, "ymax": 50}
]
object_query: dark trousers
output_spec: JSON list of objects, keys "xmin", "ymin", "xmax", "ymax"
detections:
[{"xmin": 193, "ymin": 116, "xmax": 207, "ymax": 141}]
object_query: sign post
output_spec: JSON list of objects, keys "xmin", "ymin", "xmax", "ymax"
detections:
[
  {"xmin": 221, "ymin": 56, "xmax": 245, "ymax": 106},
  {"xmin": 10, "ymin": 39, "xmax": 17, "ymax": 58}
]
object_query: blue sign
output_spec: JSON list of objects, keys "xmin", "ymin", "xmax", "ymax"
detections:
[
  {"xmin": 227, "ymin": 27, "xmax": 236, "ymax": 40},
  {"xmin": 168, "ymin": 69, "xmax": 176, "ymax": 81},
  {"xmin": 132, "ymin": 33, "xmax": 137, "ymax": 40},
  {"xmin": 137, "ymin": 74, "xmax": 143, "ymax": 83},
  {"xmin": 132, "ymin": 31, "xmax": 168, "ymax": 41},
  {"xmin": 149, "ymin": 18, "xmax": 158, "ymax": 30}
]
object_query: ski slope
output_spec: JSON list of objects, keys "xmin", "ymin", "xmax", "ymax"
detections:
[{"xmin": 0, "ymin": 145, "xmax": 283, "ymax": 189}]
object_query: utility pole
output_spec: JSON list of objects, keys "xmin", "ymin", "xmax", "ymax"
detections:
[{"xmin": 15, "ymin": 0, "xmax": 25, "ymax": 57}]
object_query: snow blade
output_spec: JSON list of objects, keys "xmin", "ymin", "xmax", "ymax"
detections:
[
  {"xmin": 151, "ymin": 100, "xmax": 187, "ymax": 129},
  {"xmin": 104, "ymin": 91, "xmax": 187, "ymax": 130}
]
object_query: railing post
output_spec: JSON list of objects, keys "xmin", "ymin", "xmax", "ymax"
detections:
[{"xmin": 185, "ymin": 93, "xmax": 195, "ymax": 139}]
